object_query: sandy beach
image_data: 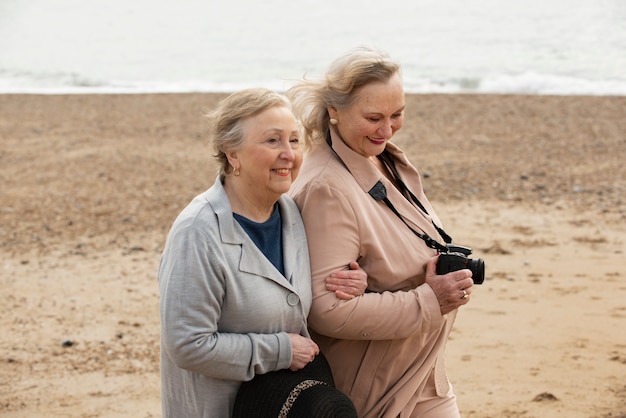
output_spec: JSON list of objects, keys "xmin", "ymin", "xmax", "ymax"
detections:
[{"xmin": 1, "ymin": 93, "xmax": 625, "ymax": 418}]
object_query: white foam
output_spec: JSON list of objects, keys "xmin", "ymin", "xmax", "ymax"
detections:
[{"xmin": 2, "ymin": 70, "xmax": 624, "ymax": 96}]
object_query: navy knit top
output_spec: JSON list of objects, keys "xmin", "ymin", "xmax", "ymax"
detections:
[{"xmin": 233, "ymin": 204, "xmax": 285, "ymax": 277}]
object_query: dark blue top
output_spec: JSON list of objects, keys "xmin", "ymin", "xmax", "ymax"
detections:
[{"xmin": 233, "ymin": 204, "xmax": 285, "ymax": 277}]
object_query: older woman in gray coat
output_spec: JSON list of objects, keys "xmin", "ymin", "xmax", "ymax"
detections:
[{"xmin": 158, "ymin": 89, "xmax": 365, "ymax": 418}]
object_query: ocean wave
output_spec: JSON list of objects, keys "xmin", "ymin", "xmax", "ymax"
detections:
[
  {"xmin": 402, "ymin": 72, "xmax": 626, "ymax": 96},
  {"xmin": 1, "ymin": 68, "xmax": 625, "ymax": 96}
]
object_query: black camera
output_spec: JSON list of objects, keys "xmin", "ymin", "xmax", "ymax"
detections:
[{"xmin": 436, "ymin": 244, "xmax": 485, "ymax": 285}]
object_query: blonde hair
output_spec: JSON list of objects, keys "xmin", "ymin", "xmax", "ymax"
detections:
[
  {"xmin": 206, "ymin": 88, "xmax": 292, "ymax": 176},
  {"xmin": 287, "ymin": 46, "xmax": 401, "ymax": 149}
]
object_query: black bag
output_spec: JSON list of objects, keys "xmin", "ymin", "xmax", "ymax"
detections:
[{"xmin": 232, "ymin": 352, "xmax": 357, "ymax": 417}]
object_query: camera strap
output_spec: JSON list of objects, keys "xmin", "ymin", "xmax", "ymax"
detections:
[
  {"xmin": 325, "ymin": 131, "xmax": 451, "ymax": 253},
  {"xmin": 368, "ymin": 181, "xmax": 449, "ymax": 252},
  {"xmin": 377, "ymin": 151, "xmax": 453, "ymax": 245}
]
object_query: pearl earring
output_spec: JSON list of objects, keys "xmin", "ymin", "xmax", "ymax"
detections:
[{"xmin": 329, "ymin": 118, "xmax": 338, "ymax": 125}]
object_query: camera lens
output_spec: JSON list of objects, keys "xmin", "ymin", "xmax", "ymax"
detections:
[{"xmin": 467, "ymin": 258, "xmax": 485, "ymax": 285}]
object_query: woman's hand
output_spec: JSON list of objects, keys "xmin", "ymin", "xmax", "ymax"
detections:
[
  {"xmin": 425, "ymin": 255, "xmax": 474, "ymax": 315},
  {"xmin": 325, "ymin": 261, "xmax": 368, "ymax": 300},
  {"xmin": 288, "ymin": 334, "xmax": 319, "ymax": 371}
]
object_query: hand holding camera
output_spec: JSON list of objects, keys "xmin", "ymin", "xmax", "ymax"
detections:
[
  {"xmin": 426, "ymin": 244, "xmax": 485, "ymax": 315},
  {"xmin": 436, "ymin": 244, "xmax": 485, "ymax": 285}
]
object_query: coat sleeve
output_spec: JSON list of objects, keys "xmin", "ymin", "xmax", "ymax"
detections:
[
  {"xmin": 295, "ymin": 181, "xmax": 445, "ymax": 341},
  {"xmin": 159, "ymin": 217, "xmax": 293, "ymax": 381}
]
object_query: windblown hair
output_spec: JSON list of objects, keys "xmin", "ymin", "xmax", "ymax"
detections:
[
  {"xmin": 206, "ymin": 88, "xmax": 292, "ymax": 176},
  {"xmin": 286, "ymin": 46, "xmax": 401, "ymax": 149}
]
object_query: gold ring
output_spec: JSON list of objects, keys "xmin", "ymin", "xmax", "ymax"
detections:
[{"xmin": 462, "ymin": 290, "xmax": 469, "ymax": 299}]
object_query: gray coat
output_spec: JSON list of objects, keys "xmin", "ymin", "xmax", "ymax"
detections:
[{"xmin": 159, "ymin": 176, "xmax": 312, "ymax": 418}]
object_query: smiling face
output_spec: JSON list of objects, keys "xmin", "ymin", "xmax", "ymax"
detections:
[
  {"xmin": 227, "ymin": 105, "xmax": 302, "ymax": 205},
  {"xmin": 329, "ymin": 72, "xmax": 405, "ymax": 158}
]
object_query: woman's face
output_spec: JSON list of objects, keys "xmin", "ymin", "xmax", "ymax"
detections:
[
  {"xmin": 330, "ymin": 72, "xmax": 405, "ymax": 158},
  {"xmin": 230, "ymin": 105, "xmax": 302, "ymax": 201}
]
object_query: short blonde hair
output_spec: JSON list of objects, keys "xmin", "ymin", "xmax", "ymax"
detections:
[
  {"xmin": 287, "ymin": 46, "xmax": 401, "ymax": 149},
  {"xmin": 206, "ymin": 88, "xmax": 292, "ymax": 176}
]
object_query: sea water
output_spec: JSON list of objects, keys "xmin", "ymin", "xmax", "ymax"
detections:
[{"xmin": 1, "ymin": 0, "xmax": 625, "ymax": 95}]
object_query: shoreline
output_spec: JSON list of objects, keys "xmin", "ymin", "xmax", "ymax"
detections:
[{"xmin": 2, "ymin": 91, "xmax": 625, "ymax": 98}]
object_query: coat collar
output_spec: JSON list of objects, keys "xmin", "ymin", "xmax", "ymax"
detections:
[
  {"xmin": 327, "ymin": 126, "xmax": 409, "ymax": 195},
  {"xmin": 325, "ymin": 128, "xmax": 445, "ymax": 246},
  {"xmin": 205, "ymin": 176, "xmax": 301, "ymax": 289}
]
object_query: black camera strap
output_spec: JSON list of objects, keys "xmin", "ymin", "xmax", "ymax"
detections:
[
  {"xmin": 377, "ymin": 151, "xmax": 453, "ymax": 245},
  {"xmin": 325, "ymin": 131, "xmax": 451, "ymax": 253},
  {"xmin": 368, "ymin": 181, "xmax": 449, "ymax": 252}
]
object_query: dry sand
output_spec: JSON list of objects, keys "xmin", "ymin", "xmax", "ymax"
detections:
[{"xmin": 1, "ymin": 93, "xmax": 625, "ymax": 417}]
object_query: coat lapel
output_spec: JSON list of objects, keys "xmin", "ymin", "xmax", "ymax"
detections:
[
  {"xmin": 328, "ymin": 129, "xmax": 444, "ymax": 246},
  {"xmin": 208, "ymin": 177, "xmax": 297, "ymax": 290},
  {"xmin": 277, "ymin": 196, "xmax": 300, "ymax": 286}
]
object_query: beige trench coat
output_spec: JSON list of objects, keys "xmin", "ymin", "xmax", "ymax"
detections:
[{"xmin": 289, "ymin": 129, "xmax": 458, "ymax": 417}]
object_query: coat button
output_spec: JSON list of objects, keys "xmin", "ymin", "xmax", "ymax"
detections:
[{"xmin": 287, "ymin": 293, "xmax": 300, "ymax": 306}]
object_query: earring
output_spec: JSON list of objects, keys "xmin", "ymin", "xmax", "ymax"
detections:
[
  {"xmin": 329, "ymin": 118, "xmax": 338, "ymax": 125},
  {"xmin": 233, "ymin": 167, "xmax": 240, "ymax": 176}
]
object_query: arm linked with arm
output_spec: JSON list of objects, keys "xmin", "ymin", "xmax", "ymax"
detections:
[{"xmin": 295, "ymin": 182, "xmax": 445, "ymax": 341}]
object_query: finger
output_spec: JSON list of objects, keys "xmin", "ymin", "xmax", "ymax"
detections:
[
  {"xmin": 326, "ymin": 276, "xmax": 360, "ymax": 287},
  {"xmin": 327, "ymin": 274, "xmax": 349, "ymax": 283},
  {"xmin": 449, "ymin": 269, "xmax": 473, "ymax": 284},
  {"xmin": 326, "ymin": 282, "xmax": 354, "ymax": 292},
  {"xmin": 341, "ymin": 286, "xmax": 359, "ymax": 295},
  {"xmin": 342, "ymin": 286, "xmax": 354, "ymax": 296},
  {"xmin": 347, "ymin": 261, "xmax": 360, "ymax": 270},
  {"xmin": 334, "ymin": 290, "xmax": 354, "ymax": 300},
  {"xmin": 334, "ymin": 270, "xmax": 361, "ymax": 280},
  {"xmin": 325, "ymin": 282, "xmax": 339, "ymax": 290},
  {"xmin": 459, "ymin": 277, "xmax": 474, "ymax": 291},
  {"xmin": 327, "ymin": 272, "xmax": 348, "ymax": 282},
  {"xmin": 426, "ymin": 256, "xmax": 439, "ymax": 276}
]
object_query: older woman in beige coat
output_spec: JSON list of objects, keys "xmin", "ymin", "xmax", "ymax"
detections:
[{"xmin": 287, "ymin": 48, "xmax": 475, "ymax": 417}]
